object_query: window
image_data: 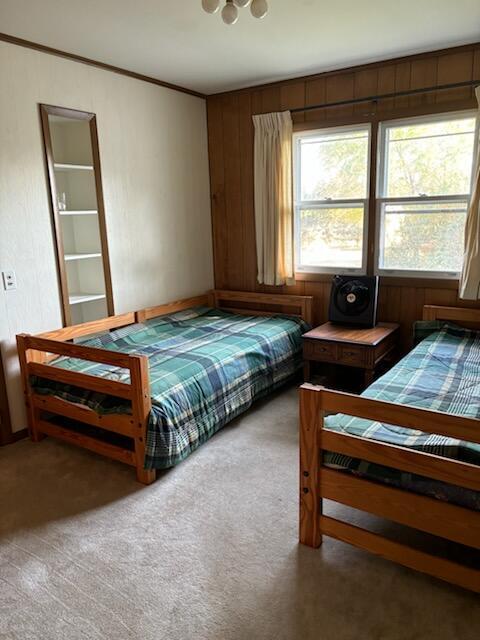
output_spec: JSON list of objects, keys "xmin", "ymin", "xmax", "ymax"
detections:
[
  {"xmin": 293, "ymin": 124, "xmax": 370, "ymax": 274},
  {"xmin": 376, "ymin": 112, "xmax": 477, "ymax": 277}
]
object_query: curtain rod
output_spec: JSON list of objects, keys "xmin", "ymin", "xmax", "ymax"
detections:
[{"xmin": 290, "ymin": 79, "xmax": 479, "ymax": 113}]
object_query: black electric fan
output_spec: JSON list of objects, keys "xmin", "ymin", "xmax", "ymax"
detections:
[{"xmin": 328, "ymin": 275, "xmax": 379, "ymax": 327}]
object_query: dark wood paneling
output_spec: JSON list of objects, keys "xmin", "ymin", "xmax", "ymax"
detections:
[
  {"xmin": 207, "ymin": 96, "xmax": 227, "ymax": 289},
  {"xmin": 0, "ymin": 352, "xmax": 13, "ymax": 445},
  {"xmin": 222, "ymin": 94, "xmax": 244, "ymax": 290},
  {"xmin": 206, "ymin": 42, "xmax": 480, "ymax": 352},
  {"xmin": 437, "ymin": 50, "xmax": 474, "ymax": 102}
]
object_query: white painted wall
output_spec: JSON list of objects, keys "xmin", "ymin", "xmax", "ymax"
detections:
[{"xmin": 0, "ymin": 41, "xmax": 213, "ymax": 432}]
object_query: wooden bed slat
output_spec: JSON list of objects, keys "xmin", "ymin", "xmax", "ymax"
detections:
[
  {"xmin": 212, "ymin": 289, "xmax": 313, "ymax": 325},
  {"xmin": 214, "ymin": 289, "xmax": 305, "ymax": 306},
  {"xmin": 27, "ymin": 362, "xmax": 133, "ymax": 400},
  {"xmin": 322, "ymin": 430, "xmax": 480, "ymax": 492},
  {"xmin": 319, "ymin": 516, "xmax": 480, "ymax": 593},
  {"xmin": 38, "ymin": 312, "xmax": 136, "ymax": 341},
  {"xmin": 221, "ymin": 306, "xmax": 302, "ymax": 318},
  {"xmin": 21, "ymin": 335, "xmax": 135, "ymax": 368},
  {"xmin": 36, "ymin": 419, "xmax": 136, "ymax": 466},
  {"xmin": 423, "ymin": 305, "xmax": 480, "ymax": 324},
  {"xmin": 32, "ymin": 394, "xmax": 135, "ymax": 438},
  {"xmin": 316, "ymin": 386, "xmax": 480, "ymax": 445},
  {"xmin": 136, "ymin": 295, "xmax": 209, "ymax": 322},
  {"xmin": 320, "ymin": 467, "xmax": 480, "ymax": 549}
]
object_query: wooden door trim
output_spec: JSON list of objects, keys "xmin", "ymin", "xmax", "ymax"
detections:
[
  {"xmin": 40, "ymin": 104, "xmax": 71, "ymax": 326},
  {"xmin": 89, "ymin": 115, "xmax": 114, "ymax": 316}
]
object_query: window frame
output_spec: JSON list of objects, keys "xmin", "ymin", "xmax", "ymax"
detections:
[
  {"xmin": 374, "ymin": 110, "xmax": 479, "ymax": 280},
  {"xmin": 293, "ymin": 122, "xmax": 372, "ymax": 276}
]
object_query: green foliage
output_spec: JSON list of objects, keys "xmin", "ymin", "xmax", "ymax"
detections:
[
  {"xmin": 301, "ymin": 133, "xmax": 368, "ymax": 200},
  {"xmin": 382, "ymin": 212, "xmax": 465, "ymax": 272},
  {"xmin": 299, "ymin": 117, "xmax": 475, "ymax": 271},
  {"xmin": 386, "ymin": 122, "xmax": 474, "ymax": 197}
]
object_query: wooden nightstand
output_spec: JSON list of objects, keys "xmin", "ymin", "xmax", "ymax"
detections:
[{"xmin": 302, "ymin": 321, "xmax": 400, "ymax": 387}]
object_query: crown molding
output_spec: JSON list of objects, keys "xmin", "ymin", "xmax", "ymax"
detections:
[{"xmin": 0, "ymin": 32, "xmax": 206, "ymax": 99}]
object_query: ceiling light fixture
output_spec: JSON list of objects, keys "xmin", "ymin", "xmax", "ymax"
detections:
[
  {"xmin": 202, "ymin": 0, "xmax": 269, "ymax": 24},
  {"xmin": 221, "ymin": 0, "xmax": 238, "ymax": 24},
  {"xmin": 250, "ymin": 0, "xmax": 268, "ymax": 19},
  {"xmin": 202, "ymin": 0, "xmax": 220, "ymax": 13}
]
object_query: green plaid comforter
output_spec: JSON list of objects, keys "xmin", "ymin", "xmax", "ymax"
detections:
[
  {"xmin": 324, "ymin": 323, "xmax": 480, "ymax": 510},
  {"xmin": 32, "ymin": 307, "xmax": 306, "ymax": 469}
]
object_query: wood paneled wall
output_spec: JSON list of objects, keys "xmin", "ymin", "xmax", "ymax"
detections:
[
  {"xmin": 207, "ymin": 43, "xmax": 480, "ymax": 351},
  {"xmin": 0, "ymin": 355, "xmax": 12, "ymax": 445}
]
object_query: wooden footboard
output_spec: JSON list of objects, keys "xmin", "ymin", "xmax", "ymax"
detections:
[
  {"xmin": 16, "ymin": 316, "xmax": 155, "ymax": 484},
  {"xmin": 299, "ymin": 384, "xmax": 480, "ymax": 592}
]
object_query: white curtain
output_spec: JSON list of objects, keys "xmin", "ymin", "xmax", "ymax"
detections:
[
  {"xmin": 253, "ymin": 111, "xmax": 294, "ymax": 286},
  {"xmin": 459, "ymin": 87, "xmax": 480, "ymax": 300}
]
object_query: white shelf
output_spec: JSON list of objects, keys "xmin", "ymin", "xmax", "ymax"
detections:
[
  {"xmin": 59, "ymin": 210, "xmax": 98, "ymax": 216},
  {"xmin": 64, "ymin": 252, "xmax": 102, "ymax": 261},
  {"xmin": 69, "ymin": 293, "xmax": 106, "ymax": 305},
  {"xmin": 54, "ymin": 162, "xmax": 94, "ymax": 171}
]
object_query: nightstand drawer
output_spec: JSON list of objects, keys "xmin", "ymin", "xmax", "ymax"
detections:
[
  {"xmin": 337, "ymin": 344, "xmax": 365, "ymax": 366},
  {"xmin": 303, "ymin": 340, "xmax": 337, "ymax": 361}
]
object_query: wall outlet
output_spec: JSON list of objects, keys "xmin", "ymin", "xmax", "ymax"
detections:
[{"xmin": 2, "ymin": 270, "xmax": 17, "ymax": 291}]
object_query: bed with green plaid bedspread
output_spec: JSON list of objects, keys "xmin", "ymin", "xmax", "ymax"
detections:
[
  {"xmin": 324, "ymin": 322, "xmax": 480, "ymax": 510},
  {"xmin": 32, "ymin": 306, "xmax": 306, "ymax": 469}
]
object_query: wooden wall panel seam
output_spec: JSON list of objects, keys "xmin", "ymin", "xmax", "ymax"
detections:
[{"xmin": 210, "ymin": 42, "xmax": 480, "ymax": 98}]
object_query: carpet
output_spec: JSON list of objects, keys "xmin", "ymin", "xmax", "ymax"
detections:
[{"xmin": 1, "ymin": 386, "xmax": 478, "ymax": 640}]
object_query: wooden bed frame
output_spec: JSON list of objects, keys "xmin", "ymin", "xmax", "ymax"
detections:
[
  {"xmin": 299, "ymin": 305, "xmax": 480, "ymax": 593},
  {"xmin": 17, "ymin": 289, "xmax": 313, "ymax": 485}
]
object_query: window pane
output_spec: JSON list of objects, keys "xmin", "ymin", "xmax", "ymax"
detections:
[
  {"xmin": 380, "ymin": 202, "xmax": 467, "ymax": 273},
  {"xmin": 299, "ymin": 129, "xmax": 369, "ymax": 200},
  {"xmin": 298, "ymin": 207, "xmax": 364, "ymax": 269},
  {"xmin": 384, "ymin": 117, "xmax": 476, "ymax": 197}
]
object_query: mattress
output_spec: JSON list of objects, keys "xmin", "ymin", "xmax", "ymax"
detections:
[
  {"xmin": 324, "ymin": 322, "xmax": 480, "ymax": 510},
  {"xmin": 32, "ymin": 306, "xmax": 307, "ymax": 469}
]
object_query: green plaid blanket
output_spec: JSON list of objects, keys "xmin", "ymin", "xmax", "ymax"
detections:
[
  {"xmin": 325, "ymin": 323, "xmax": 480, "ymax": 510},
  {"xmin": 32, "ymin": 307, "xmax": 306, "ymax": 469}
]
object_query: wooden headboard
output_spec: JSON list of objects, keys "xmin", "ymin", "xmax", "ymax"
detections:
[
  {"xmin": 423, "ymin": 305, "xmax": 480, "ymax": 329},
  {"xmin": 140, "ymin": 290, "xmax": 313, "ymax": 325},
  {"xmin": 210, "ymin": 290, "xmax": 313, "ymax": 325}
]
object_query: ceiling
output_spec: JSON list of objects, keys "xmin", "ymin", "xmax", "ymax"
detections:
[{"xmin": 1, "ymin": 0, "xmax": 479, "ymax": 95}]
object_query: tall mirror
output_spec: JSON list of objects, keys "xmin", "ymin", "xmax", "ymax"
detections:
[{"xmin": 40, "ymin": 105, "xmax": 114, "ymax": 326}]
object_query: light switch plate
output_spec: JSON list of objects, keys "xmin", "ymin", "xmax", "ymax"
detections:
[{"xmin": 2, "ymin": 270, "xmax": 17, "ymax": 291}]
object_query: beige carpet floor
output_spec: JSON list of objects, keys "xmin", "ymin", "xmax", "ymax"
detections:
[{"xmin": 1, "ymin": 386, "xmax": 479, "ymax": 640}]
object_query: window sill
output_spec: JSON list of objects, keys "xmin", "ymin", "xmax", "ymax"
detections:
[{"xmin": 295, "ymin": 271, "xmax": 460, "ymax": 289}]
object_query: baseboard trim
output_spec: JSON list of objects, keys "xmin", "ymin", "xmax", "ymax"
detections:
[{"xmin": 10, "ymin": 428, "xmax": 28, "ymax": 444}]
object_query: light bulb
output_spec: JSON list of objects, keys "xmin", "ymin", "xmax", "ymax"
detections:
[
  {"xmin": 233, "ymin": 0, "xmax": 251, "ymax": 7},
  {"xmin": 222, "ymin": 1, "xmax": 239, "ymax": 24},
  {"xmin": 250, "ymin": 0, "xmax": 268, "ymax": 19},
  {"xmin": 202, "ymin": 0, "xmax": 220, "ymax": 14}
]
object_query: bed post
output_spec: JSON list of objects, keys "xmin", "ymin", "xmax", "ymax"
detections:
[
  {"xmin": 207, "ymin": 290, "xmax": 217, "ymax": 308},
  {"xmin": 299, "ymin": 384, "xmax": 323, "ymax": 547},
  {"xmin": 302, "ymin": 298, "xmax": 313, "ymax": 326},
  {"xmin": 130, "ymin": 355, "xmax": 156, "ymax": 485},
  {"xmin": 16, "ymin": 334, "xmax": 45, "ymax": 442}
]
